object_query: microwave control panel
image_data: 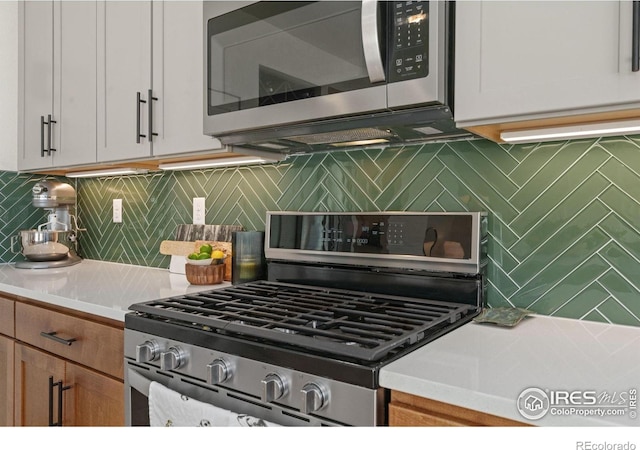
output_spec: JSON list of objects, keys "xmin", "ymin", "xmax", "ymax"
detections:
[{"xmin": 388, "ymin": 1, "xmax": 429, "ymax": 83}]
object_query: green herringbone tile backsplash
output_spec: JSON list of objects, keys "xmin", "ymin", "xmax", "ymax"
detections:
[{"xmin": 2, "ymin": 135, "xmax": 640, "ymax": 326}]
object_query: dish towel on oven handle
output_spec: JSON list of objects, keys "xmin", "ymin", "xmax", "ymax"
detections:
[{"xmin": 148, "ymin": 381, "xmax": 281, "ymax": 427}]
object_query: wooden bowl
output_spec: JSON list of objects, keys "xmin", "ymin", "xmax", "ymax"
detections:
[{"xmin": 185, "ymin": 262, "xmax": 224, "ymax": 285}]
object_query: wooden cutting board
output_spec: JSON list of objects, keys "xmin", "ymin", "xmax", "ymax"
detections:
[{"xmin": 159, "ymin": 240, "xmax": 198, "ymax": 256}]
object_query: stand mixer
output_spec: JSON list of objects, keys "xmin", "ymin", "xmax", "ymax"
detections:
[{"xmin": 12, "ymin": 180, "xmax": 85, "ymax": 269}]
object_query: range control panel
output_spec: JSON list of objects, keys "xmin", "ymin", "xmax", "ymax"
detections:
[{"xmin": 267, "ymin": 212, "xmax": 477, "ymax": 260}]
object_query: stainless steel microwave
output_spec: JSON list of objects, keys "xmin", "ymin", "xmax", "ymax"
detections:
[{"xmin": 203, "ymin": 1, "xmax": 466, "ymax": 154}]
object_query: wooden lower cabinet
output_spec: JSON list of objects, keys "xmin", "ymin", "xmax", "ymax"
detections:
[
  {"xmin": 389, "ymin": 391, "xmax": 528, "ymax": 426},
  {"xmin": 14, "ymin": 344, "xmax": 123, "ymax": 426},
  {"xmin": 0, "ymin": 335, "xmax": 14, "ymax": 426},
  {"xmin": 2, "ymin": 294, "xmax": 125, "ymax": 427}
]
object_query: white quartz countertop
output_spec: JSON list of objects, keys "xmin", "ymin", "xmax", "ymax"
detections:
[
  {"xmin": 379, "ymin": 314, "xmax": 640, "ymax": 427},
  {"xmin": 0, "ymin": 259, "xmax": 229, "ymax": 322}
]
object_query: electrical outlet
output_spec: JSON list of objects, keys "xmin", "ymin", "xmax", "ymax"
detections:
[
  {"xmin": 193, "ymin": 197, "xmax": 205, "ymax": 225},
  {"xmin": 113, "ymin": 199, "xmax": 123, "ymax": 223}
]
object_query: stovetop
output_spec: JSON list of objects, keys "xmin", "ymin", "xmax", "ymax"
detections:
[{"xmin": 128, "ymin": 280, "xmax": 479, "ymax": 363}]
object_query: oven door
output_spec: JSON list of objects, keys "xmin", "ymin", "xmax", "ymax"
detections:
[{"xmin": 204, "ymin": 0, "xmax": 388, "ymax": 136}]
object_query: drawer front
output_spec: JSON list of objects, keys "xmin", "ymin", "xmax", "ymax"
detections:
[
  {"xmin": 15, "ymin": 303, "xmax": 123, "ymax": 380},
  {"xmin": 0, "ymin": 297, "xmax": 15, "ymax": 337}
]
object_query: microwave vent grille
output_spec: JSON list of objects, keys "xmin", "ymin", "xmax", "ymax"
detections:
[{"xmin": 286, "ymin": 128, "xmax": 394, "ymax": 145}]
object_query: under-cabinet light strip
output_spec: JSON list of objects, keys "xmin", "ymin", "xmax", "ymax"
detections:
[
  {"xmin": 66, "ymin": 168, "xmax": 147, "ymax": 178},
  {"xmin": 500, "ymin": 119, "xmax": 640, "ymax": 143},
  {"xmin": 158, "ymin": 156, "xmax": 275, "ymax": 171}
]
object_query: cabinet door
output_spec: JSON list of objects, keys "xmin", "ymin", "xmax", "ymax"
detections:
[
  {"xmin": 52, "ymin": 1, "xmax": 98, "ymax": 167},
  {"xmin": 65, "ymin": 363, "xmax": 124, "ymax": 426},
  {"xmin": 151, "ymin": 1, "xmax": 222, "ymax": 156},
  {"xmin": 97, "ymin": 0, "xmax": 152, "ymax": 162},
  {"xmin": 0, "ymin": 335, "xmax": 14, "ymax": 426},
  {"xmin": 19, "ymin": 0, "xmax": 54, "ymax": 170},
  {"xmin": 455, "ymin": 1, "xmax": 640, "ymax": 125},
  {"xmin": 14, "ymin": 344, "xmax": 68, "ymax": 426}
]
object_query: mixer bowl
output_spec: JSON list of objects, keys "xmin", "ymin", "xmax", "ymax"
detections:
[{"xmin": 17, "ymin": 229, "xmax": 73, "ymax": 261}]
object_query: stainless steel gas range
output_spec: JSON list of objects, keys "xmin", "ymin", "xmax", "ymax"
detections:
[{"xmin": 124, "ymin": 211, "xmax": 487, "ymax": 426}]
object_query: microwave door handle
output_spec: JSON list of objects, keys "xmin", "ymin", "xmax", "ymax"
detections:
[{"xmin": 361, "ymin": 0, "xmax": 386, "ymax": 83}]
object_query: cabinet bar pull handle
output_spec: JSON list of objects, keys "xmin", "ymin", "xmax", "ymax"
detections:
[
  {"xmin": 633, "ymin": 1, "xmax": 640, "ymax": 72},
  {"xmin": 148, "ymin": 89, "xmax": 158, "ymax": 142},
  {"xmin": 48, "ymin": 376, "xmax": 55, "ymax": 426},
  {"xmin": 48, "ymin": 376, "xmax": 71, "ymax": 426},
  {"xmin": 40, "ymin": 331, "xmax": 77, "ymax": 346},
  {"xmin": 40, "ymin": 116, "xmax": 46, "ymax": 156},
  {"xmin": 136, "ymin": 91, "xmax": 146, "ymax": 143},
  {"xmin": 47, "ymin": 114, "xmax": 57, "ymax": 153}
]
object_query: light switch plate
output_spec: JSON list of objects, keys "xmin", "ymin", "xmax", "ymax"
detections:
[
  {"xmin": 113, "ymin": 199, "xmax": 122, "ymax": 223},
  {"xmin": 193, "ymin": 197, "xmax": 205, "ymax": 225}
]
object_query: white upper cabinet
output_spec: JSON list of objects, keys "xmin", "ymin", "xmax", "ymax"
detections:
[
  {"xmin": 97, "ymin": 0, "xmax": 221, "ymax": 162},
  {"xmin": 454, "ymin": 1, "xmax": 640, "ymax": 136},
  {"xmin": 151, "ymin": 1, "xmax": 221, "ymax": 156},
  {"xmin": 97, "ymin": 1, "xmax": 152, "ymax": 162},
  {"xmin": 19, "ymin": 1, "xmax": 97, "ymax": 171},
  {"xmin": 0, "ymin": 1, "xmax": 18, "ymax": 172}
]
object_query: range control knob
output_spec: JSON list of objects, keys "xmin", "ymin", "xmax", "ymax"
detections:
[
  {"xmin": 300, "ymin": 382, "xmax": 328, "ymax": 414},
  {"xmin": 160, "ymin": 346, "xmax": 186, "ymax": 371},
  {"xmin": 135, "ymin": 340, "xmax": 160, "ymax": 363},
  {"xmin": 206, "ymin": 358, "xmax": 232, "ymax": 385},
  {"xmin": 261, "ymin": 373, "xmax": 287, "ymax": 403}
]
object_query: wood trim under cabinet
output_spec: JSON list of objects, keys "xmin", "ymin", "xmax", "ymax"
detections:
[
  {"xmin": 462, "ymin": 108, "xmax": 640, "ymax": 144},
  {"xmin": 389, "ymin": 391, "xmax": 529, "ymax": 426}
]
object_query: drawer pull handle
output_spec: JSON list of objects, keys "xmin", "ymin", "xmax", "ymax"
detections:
[{"xmin": 40, "ymin": 331, "xmax": 77, "ymax": 346}]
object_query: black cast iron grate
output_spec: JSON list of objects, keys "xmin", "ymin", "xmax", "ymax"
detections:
[{"xmin": 129, "ymin": 280, "xmax": 477, "ymax": 362}]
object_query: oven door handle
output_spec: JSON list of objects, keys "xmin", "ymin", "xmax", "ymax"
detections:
[
  {"xmin": 361, "ymin": 0, "xmax": 386, "ymax": 83},
  {"xmin": 127, "ymin": 366, "xmax": 152, "ymax": 397}
]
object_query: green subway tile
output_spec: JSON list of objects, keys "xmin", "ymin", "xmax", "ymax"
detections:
[
  {"xmin": 489, "ymin": 215, "xmax": 519, "ymax": 249},
  {"xmin": 510, "ymin": 200, "xmax": 609, "ymax": 265},
  {"xmin": 467, "ymin": 139, "xmax": 521, "ymax": 174},
  {"xmin": 439, "ymin": 144, "xmax": 517, "ymax": 199},
  {"xmin": 599, "ymin": 242, "xmax": 640, "ymax": 291},
  {"xmin": 599, "ymin": 185, "xmax": 640, "ymax": 230},
  {"xmin": 509, "ymin": 139, "xmax": 598, "ymax": 209},
  {"xmin": 377, "ymin": 154, "xmax": 444, "ymax": 209},
  {"xmin": 598, "ymin": 136, "xmax": 640, "ymax": 175},
  {"xmin": 581, "ymin": 309, "xmax": 608, "ymax": 324},
  {"xmin": 526, "ymin": 254, "xmax": 610, "ymax": 315},
  {"xmin": 508, "ymin": 140, "xmax": 565, "ymax": 185},
  {"xmin": 599, "ymin": 157, "xmax": 640, "ymax": 204},
  {"xmin": 432, "ymin": 189, "xmax": 467, "ymax": 212},
  {"xmin": 599, "ymin": 214, "xmax": 640, "ymax": 260},
  {"xmin": 510, "ymin": 173, "xmax": 610, "ymax": 257},
  {"xmin": 488, "ymin": 238, "xmax": 519, "ymax": 274},
  {"xmin": 485, "ymin": 283, "xmax": 514, "ymax": 308},
  {"xmin": 487, "ymin": 258, "xmax": 520, "ymax": 298},
  {"xmin": 437, "ymin": 168, "xmax": 520, "ymax": 222},
  {"xmin": 552, "ymin": 283, "xmax": 610, "ymax": 319},
  {"xmin": 596, "ymin": 298, "xmax": 640, "ymax": 327},
  {"xmin": 446, "ymin": 140, "xmax": 518, "ymax": 197},
  {"xmin": 511, "ymin": 226, "xmax": 610, "ymax": 299},
  {"xmin": 509, "ymin": 146, "xmax": 609, "ymax": 233},
  {"xmin": 590, "ymin": 270, "xmax": 640, "ymax": 319}
]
